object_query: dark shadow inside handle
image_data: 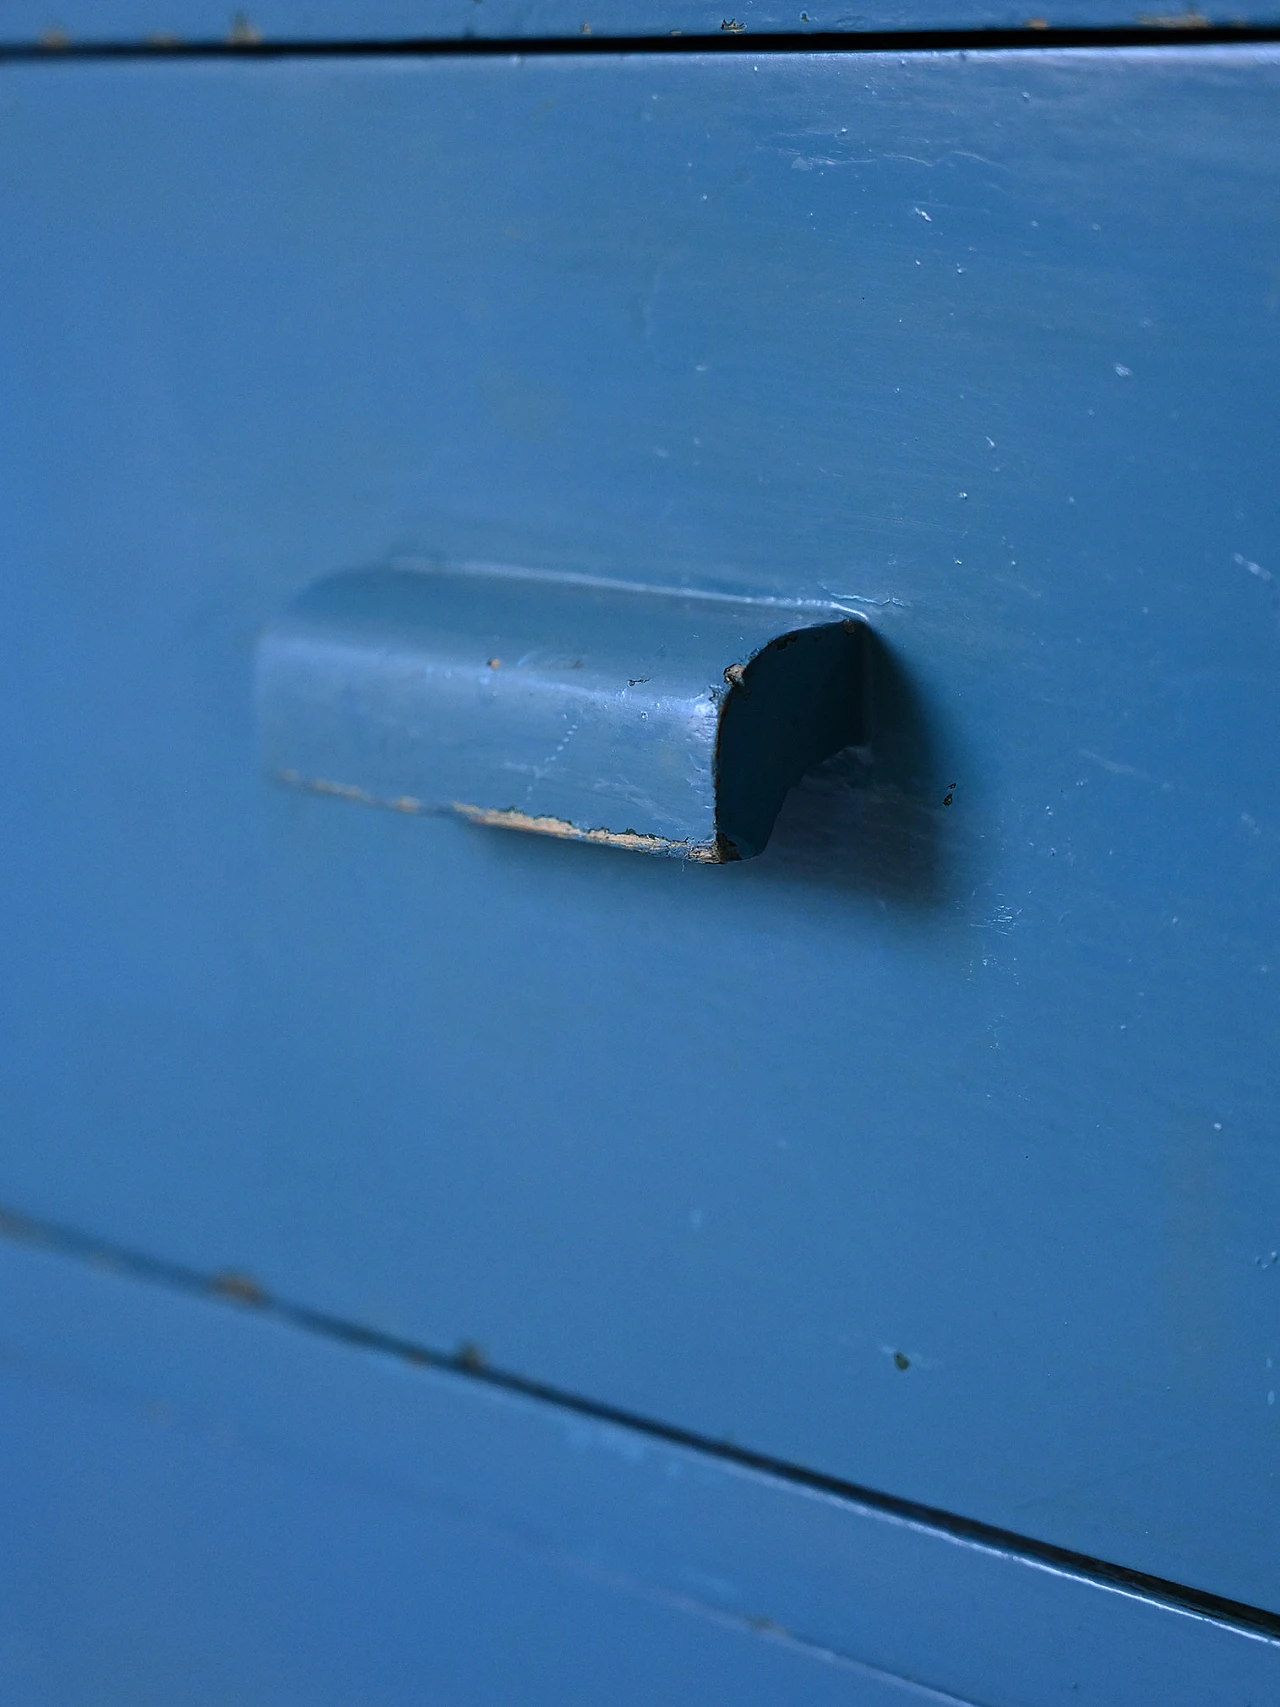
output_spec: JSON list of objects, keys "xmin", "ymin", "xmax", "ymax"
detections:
[{"xmin": 714, "ymin": 620, "xmax": 870, "ymax": 860}]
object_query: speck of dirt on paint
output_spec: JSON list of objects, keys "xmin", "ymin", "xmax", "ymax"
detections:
[
  {"xmin": 456, "ymin": 1340, "xmax": 488, "ymax": 1372},
  {"xmin": 487, "ymin": 658, "xmax": 501, "ymax": 669},
  {"xmin": 210, "ymin": 1270, "xmax": 268, "ymax": 1307},
  {"xmin": 893, "ymin": 1351, "xmax": 911, "ymax": 1371}
]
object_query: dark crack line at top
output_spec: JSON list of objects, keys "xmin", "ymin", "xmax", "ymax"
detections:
[{"xmin": 3, "ymin": 24, "xmax": 1280, "ymax": 60}]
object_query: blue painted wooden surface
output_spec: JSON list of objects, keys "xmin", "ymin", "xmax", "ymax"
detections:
[
  {"xmin": 2, "ymin": 1235, "xmax": 1277, "ymax": 1705},
  {"xmin": 1, "ymin": 43, "xmax": 1278, "ymax": 1624},
  {"xmin": 5, "ymin": 2, "xmax": 1280, "ymax": 48},
  {"xmin": 0, "ymin": 1249, "xmax": 894, "ymax": 1706}
]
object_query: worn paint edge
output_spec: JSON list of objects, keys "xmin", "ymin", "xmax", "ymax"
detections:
[
  {"xmin": 452, "ymin": 803, "xmax": 727, "ymax": 862},
  {"xmin": 274, "ymin": 769, "xmax": 432, "ymax": 816},
  {"xmin": 271, "ymin": 771, "xmax": 728, "ymax": 862}
]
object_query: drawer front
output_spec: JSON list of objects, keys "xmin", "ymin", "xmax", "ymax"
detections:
[
  {"xmin": 2, "ymin": 46, "xmax": 1278, "ymax": 1610},
  {"xmin": 3, "ymin": 1234, "xmax": 1276, "ymax": 1707}
]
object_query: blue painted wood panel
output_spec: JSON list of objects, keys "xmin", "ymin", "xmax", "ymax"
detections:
[
  {"xmin": 1, "ymin": 46, "xmax": 1278, "ymax": 1612},
  {"xmin": 0, "ymin": 1259, "xmax": 895, "ymax": 1706},
  {"xmin": 1, "ymin": 1235, "xmax": 1276, "ymax": 1704}
]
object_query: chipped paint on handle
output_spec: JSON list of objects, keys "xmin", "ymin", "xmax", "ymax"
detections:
[{"xmin": 451, "ymin": 804, "xmax": 727, "ymax": 861}]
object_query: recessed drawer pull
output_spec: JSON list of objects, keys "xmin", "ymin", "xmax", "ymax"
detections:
[{"xmin": 257, "ymin": 565, "xmax": 868, "ymax": 861}]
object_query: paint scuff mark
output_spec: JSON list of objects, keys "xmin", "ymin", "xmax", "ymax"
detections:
[
  {"xmin": 453, "ymin": 803, "xmax": 726, "ymax": 862},
  {"xmin": 1079, "ymin": 748, "xmax": 1144, "ymax": 778},
  {"xmin": 1138, "ymin": 10, "xmax": 1210, "ymax": 26},
  {"xmin": 274, "ymin": 770, "xmax": 425, "ymax": 814},
  {"xmin": 1234, "ymin": 552, "xmax": 1273, "ymax": 583}
]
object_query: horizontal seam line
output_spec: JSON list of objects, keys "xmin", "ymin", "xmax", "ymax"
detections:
[
  {"xmin": 4, "ymin": 26, "xmax": 1280, "ymax": 62},
  {"xmin": 1, "ymin": 1198, "xmax": 1277, "ymax": 1644}
]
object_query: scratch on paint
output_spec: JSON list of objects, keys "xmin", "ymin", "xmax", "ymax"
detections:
[
  {"xmin": 453, "ymin": 804, "xmax": 726, "ymax": 862},
  {"xmin": 1079, "ymin": 749, "xmax": 1145, "ymax": 779},
  {"xmin": 274, "ymin": 771, "xmax": 427, "ymax": 814}
]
